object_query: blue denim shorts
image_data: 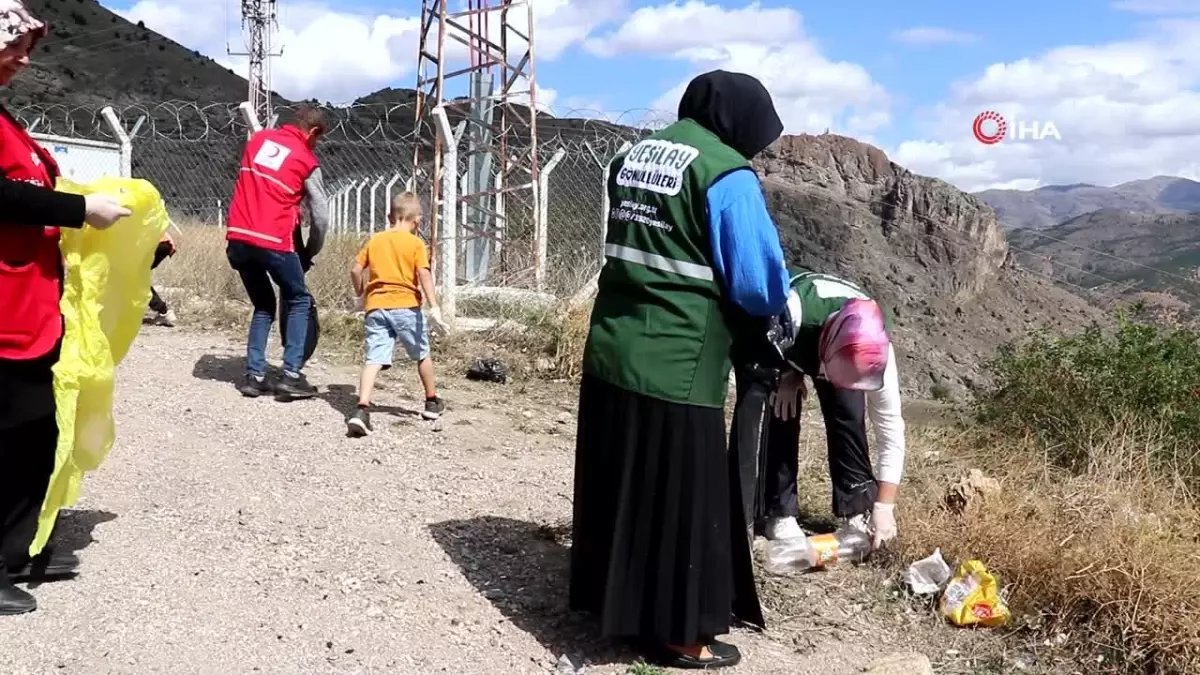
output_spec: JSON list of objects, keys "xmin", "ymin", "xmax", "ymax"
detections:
[{"xmin": 364, "ymin": 308, "xmax": 429, "ymax": 366}]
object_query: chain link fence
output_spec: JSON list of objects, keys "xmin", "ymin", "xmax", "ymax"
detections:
[{"xmin": 10, "ymin": 101, "xmax": 675, "ymax": 312}]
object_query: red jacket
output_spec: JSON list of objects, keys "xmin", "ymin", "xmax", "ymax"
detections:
[
  {"xmin": 226, "ymin": 125, "xmax": 319, "ymax": 253},
  {"xmin": 0, "ymin": 108, "xmax": 64, "ymax": 361}
]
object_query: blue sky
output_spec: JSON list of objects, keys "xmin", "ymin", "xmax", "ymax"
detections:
[
  {"xmin": 104, "ymin": 0, "xmax": 1200, "ymax": 190},
  {"xmin": 99, "ymin": 0, "xmax": 1145, "ymax": 133}
]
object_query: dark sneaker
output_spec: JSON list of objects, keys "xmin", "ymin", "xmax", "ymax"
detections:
[
  {"xmin": 9, "ymin": 548, "xmax": 80, "ymax": 582},
  {"xmin": 275, "ymin": 372, "xmax": 317, "ymax": 401},
  {"xmin": 0, "ymin": 583, "xmax": 35, "ymax": 616},
  {"xmin": 347, "ymin": 408, "xmax": 372, "ymax": 437},
  {"xmin": 0, "ymin": 565, "xmax": 35, "ymax": 616},
  {"xmin": 422, "ymin": 397, "xmax": 445, "ymax": 420},
  {"xmin": 237, "ymin": 374, "xmax": 272, "ymax": 398}
]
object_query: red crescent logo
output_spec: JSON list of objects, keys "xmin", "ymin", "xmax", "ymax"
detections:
[{"xmin": 973, "ymin": 111, "xmax": 1007, "ymax": 145}]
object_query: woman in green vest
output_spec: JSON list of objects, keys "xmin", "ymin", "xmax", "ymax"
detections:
[{"xmin": 570, "ymin": 70, "xmax": 791, "ymax": 670}]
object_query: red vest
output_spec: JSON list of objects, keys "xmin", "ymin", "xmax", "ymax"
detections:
[
  {"xmin": 226, "ymin": 125, "xmax": 319, "ymax": 253},
  {"xmin": 0, "ymin": 107, "xmax": 64, "ymax": 361}
]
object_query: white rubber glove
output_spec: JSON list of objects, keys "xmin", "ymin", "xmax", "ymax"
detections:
[
  {"xmin": 427, "ymin": 305, "xmax": 451, "ymax": 334},
  {"xmin": 83, "ymin": 193, "xmax": 132, "ymax": 229},
  {"xmin": 871, "ymin": 502, "xmax": 898, "ymax": 549},
  {"xmin": 769, "ymin": 369, "xmax": 807, "ymax": 420}
]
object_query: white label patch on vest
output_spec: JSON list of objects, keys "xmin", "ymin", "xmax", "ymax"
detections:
[
  {"xmin": 810, "ymin": 277, "xmax": 868, "ymax": 300},
  {"xmin": 252, "ymin": 139, "xmax": 291, "ymax": 171},
  {"xmin": 615, "ymin": 139, "xmax": 699, "ymax": 196}
]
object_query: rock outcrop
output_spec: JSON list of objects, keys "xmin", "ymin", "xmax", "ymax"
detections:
[{"xmin": 754, "ymin": 133, "xmax": 1102, "ymax": 396}]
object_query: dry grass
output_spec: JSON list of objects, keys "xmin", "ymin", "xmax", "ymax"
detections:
[
  {"xmin": 152, "ymin": 222, "xmax": 583, "ymax": 373},
  {"xmin": 895, "ymin": 422, "xmax": 1200, "ymax": 674},
  {"xmin": 154, "ymin": 222, "xmax": 369, "ymax": 352}
]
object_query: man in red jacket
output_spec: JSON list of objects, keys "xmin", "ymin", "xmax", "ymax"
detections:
[{"xmin": 226, "ymin": 105, "xmax": 331, "ymax": 401}]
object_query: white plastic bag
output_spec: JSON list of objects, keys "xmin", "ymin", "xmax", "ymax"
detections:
[{"xmin": 903, "ymin": 548, "xmax": 952, "ymax": 595}]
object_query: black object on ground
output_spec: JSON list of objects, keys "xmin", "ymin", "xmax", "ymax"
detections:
[{"xmin": 466, "ymin": 358, "xmax": 508, "ymax": 384}]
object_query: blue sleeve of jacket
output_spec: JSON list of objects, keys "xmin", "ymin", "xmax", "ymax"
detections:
[{"xmin": 706, "ymin": 168, "xmax": 790, "ymax": 317}]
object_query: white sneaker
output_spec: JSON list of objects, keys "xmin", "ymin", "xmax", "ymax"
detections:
[
  {"xmin": 154, "ymin": 309, "xmax": 177, "ymax": 327},
  {"xmin": 765, "ymin": 516, "xmax": 806, "ymax": 540}
]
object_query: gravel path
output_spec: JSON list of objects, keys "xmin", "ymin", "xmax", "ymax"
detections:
[{"xmin": 2, "ymin": 327, "xmax": 964, "ymax": 675}]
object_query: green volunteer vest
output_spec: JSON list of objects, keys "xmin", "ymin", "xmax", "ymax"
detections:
[
  {"xmin": 582, "ymin": 119, "xmax": 751, "ymax": 407},
  {"xmin": 785, "ymin": 268, "xmax": 893, "ymax": 375}
]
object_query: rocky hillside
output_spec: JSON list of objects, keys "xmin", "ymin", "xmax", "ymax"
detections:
[
  {"xmin": 11, "ymin": 0, "xmax": 254, "ymax": 110},
  {"xmin": 975, "ymin": 176, "xmax": 1200, "ymax": 230},
  {"xmin": 1010, "ymin": 209, "xmax": 1200, "ymax": 320},
  {"xmin": 756, "ymin": 134, "xmax": 1103, "ymax": 396}
]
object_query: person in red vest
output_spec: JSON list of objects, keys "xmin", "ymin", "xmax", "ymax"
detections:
[
  {"xmin": 225, "ymin": 105, "xmax": 330, "ymax": 401},
  {"xmin": 0, "ymin": 0, "xmax": 133, "ymax": 616}
]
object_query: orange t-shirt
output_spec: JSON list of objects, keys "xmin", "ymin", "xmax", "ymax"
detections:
[{"xmin": 354, "ymin": 228, "xmax": 430, "ymax": 312}]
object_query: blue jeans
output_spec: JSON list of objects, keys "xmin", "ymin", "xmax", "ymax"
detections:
[{"xmin": 226, "ymin": 241, "xmax": 312, "ymax": 376}]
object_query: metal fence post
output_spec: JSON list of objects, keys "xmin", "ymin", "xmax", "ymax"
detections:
[
  {"xmin": 237, "ymin": 101, "xmax": 264, "ymax": 134},
  {"xmin": 385, "ymin": 171, "xmax": 402, "ymax": 204},
  {"xmin": 431, "ymin": 105, "xmax": 457, "ymax": 324},
  {"xmin": 99, "ymin": 106, "xmax": 132, "ymax": 178},
  {"xmin": 368, "ymin": 175, "xmax": 386, "ymax": 232},
  {"xmin": 354, "ymin": 178, "xmax": 369, "ymax": 232},
  {"xmin": 536, "ymin": 147, "xmax": 567, "ymax": 292},
  {"xmin": 493, "ymin": 169, "xmax": 505, "ymax": 258}
]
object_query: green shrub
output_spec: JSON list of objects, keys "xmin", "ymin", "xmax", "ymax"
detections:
[{"xmin": 974, "ymin": 316, "xmax": 1200, "ymax": 482}]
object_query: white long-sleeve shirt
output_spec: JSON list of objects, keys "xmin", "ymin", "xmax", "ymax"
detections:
[{"xmin": 866, "ymin": 344, "xmax": 906, "ymax": 485}]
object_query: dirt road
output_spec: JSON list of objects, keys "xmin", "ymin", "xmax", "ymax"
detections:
[{"xmin": 2, "ymin": 327, "xmax": 982, "ymax": 675}]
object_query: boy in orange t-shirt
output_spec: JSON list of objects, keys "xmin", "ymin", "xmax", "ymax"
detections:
[{"xmin": 347, "ymin": 192, "xmax": 450, "ymax": 436}]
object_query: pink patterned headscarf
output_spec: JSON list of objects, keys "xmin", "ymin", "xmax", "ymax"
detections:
[
  {"xmin": 0, "ymin": 0, "xmax": 45, "ymax": 51},
  {"xmin": 818, "ymin": 298, "xmax": 890, "ymax": 391}
]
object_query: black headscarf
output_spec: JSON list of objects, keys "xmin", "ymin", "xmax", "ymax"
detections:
[{"xmin": 677, "ymin": 70, "xmax": 783, "ymax": 160}]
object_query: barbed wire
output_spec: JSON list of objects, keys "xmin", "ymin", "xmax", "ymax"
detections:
[{"xmin": 11, "ymin": 101, "xmax": 675, "ymax": 150}]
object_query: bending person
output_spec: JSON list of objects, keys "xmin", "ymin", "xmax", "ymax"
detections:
[
  {"xmin": 0, "ymin": 0, "xmax": 131, "ymax": 616},
  {"xmin": 571, "ymin": 70, "xmax": 790, "ymax": 670},
  {"xmin": 760, "ymin": 269, "xmax": 906, "ymax": 548},
  {"xmin": 225, "ymin": 105, "xmax": 330, "ymax": 401}
]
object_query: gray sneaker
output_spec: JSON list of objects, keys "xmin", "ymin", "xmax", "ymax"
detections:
[
  {"xmin": 422, "ymin": 397, "xmax": 445, "ymax": 420},
  {"xmin": 274, "ymin": 372, "xmax": 317, "ymax": 401},
  {"xmin": 347, "ymin": 408, "xmax": 372, "ymax": 437}
]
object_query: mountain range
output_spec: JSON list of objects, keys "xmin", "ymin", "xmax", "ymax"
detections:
[
  {"xmin": 974, "ymin": 176, "xmax": 1200, "ymax": 230},
  {"xmin": 974, "ymin": 176, "xmax": 1200, "ymax": 317}
]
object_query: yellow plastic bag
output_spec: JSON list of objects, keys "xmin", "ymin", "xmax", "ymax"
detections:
[
  {"xmin": 939, "ymin": 559, "xmax": 1011, "ymax": 627},
  {"xmin": 30, "ymin": 176, "xmax": 169, "ymax": 556}
]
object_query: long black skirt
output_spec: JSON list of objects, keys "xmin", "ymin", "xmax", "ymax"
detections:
[{"xmin": 569, "ymin": 374, "xmax": 763, "ymax": 646}]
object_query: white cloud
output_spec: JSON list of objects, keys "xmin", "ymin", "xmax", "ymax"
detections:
[
  {"xmin": 585, "ymin": 1, "xmax": 890, "ymax": 136},
  {"xmin": 1111, "ymin": 0, "xmax": 1200, "ymax": 13},
  {"xmin": 114, "ymin": 0, "xmax": 617, "ymax": 103},
  {"xmin": 891, "ymin": 27, "xmax": 979, "ymax": 46},
  {"xmin": 583, "ymin": 1, "xmax": 800, "ymax": 58},
  {"xmin": 892, "ymin": 19, "xmax": 1200, "ymax": 192}
]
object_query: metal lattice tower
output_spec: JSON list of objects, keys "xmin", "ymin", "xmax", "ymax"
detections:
[
  {"xmin": 412, "ymin": 0, "xmax": 540, "ymax": 287},
  {"xmin": 229, "ymin": 0, "xmax": 280, "ymax": 126}
]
